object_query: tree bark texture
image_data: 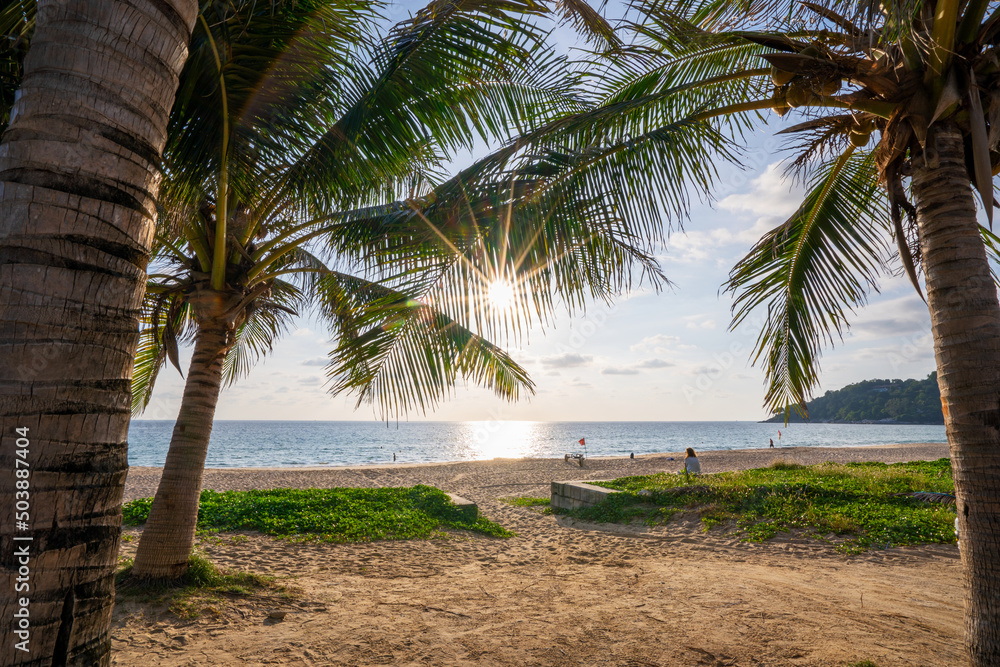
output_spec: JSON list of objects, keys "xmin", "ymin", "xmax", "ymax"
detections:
[
  {"xmin": 0, "ymin": 1, "xmax": 196, "ymax": 665},
  {"xmin": 912, "ymin": 123, "xmax": 1000, "ymax": 667},
  {"xmin": 131, "ymin": 321, "xmax": 230, "ymax": 579}
]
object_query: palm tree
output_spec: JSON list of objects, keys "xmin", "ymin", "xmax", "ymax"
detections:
[
  {"xmin": 127, "ymin": 0, "xmax": 656, "ymax": 579},
  {"xmin": 0, "ymin": 0, "xmax": 197, "ymax": 663},
  {"xmin": 498, "ymin": 0, "xmax": 1000, "ymax": 661}
]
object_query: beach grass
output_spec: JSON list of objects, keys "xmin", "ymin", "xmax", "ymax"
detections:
[
  {"xmin": 116, "ymin": 553, "xmax": 284, "ymax": 618},
  {"xmin": 502, "ymin": 496, "xmax": 551, "ymax": 507},
  {"xmin": 502, "ymin": 495, "xmax": 553, "ymax": 515},
  {"xmin": 123, "ymin": 485, "xmax": 513, "ymax": 542},
  {"xmin": 566, "ymin": 459, "xmax": 956, "ymax": 553}
]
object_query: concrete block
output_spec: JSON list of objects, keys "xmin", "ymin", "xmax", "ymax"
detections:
[
  {"xmin": 551, "ymin": 481, "xmax": 619, "ymax": 510},
  {"xmin": 445, "ymin": 493, "xmax": 478, "ymax": 522}
]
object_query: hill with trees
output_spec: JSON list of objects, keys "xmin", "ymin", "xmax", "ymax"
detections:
[{"xmin": 765, "ymin": 374, "xmax": 944, "ymax": 424}]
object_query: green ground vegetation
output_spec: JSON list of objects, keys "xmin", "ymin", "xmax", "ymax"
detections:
[
  {"xmin": 117, "ymin": 553, "xmax": 287, "ymax": 619},
  {"xmin": 123, "ymin": 485, "xmax": 513, "ymax": 542},
  {"xmin": 502, "ymin": 496, "xmax": 551, "ymax": 507},
  {"xmin": 568, "ymin": 459, "xmax": 956, "ymax": 553},
  {"xmin": 502, "ymin": 496, "xmax": 552, "ymax": 514}
]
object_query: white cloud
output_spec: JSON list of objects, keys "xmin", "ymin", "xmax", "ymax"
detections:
[
  {"xmin": 732, "ymin": 215, "xmax": 786, "ymax": 245},
  {"xmin": 602, "ymin": 367, "xmax": 640, "ymax": 375},
  {"xmin": 719, "ymin": 162, "xmax": 803, "ymax": 218},
  {"xmin": 540, "ymin": 353, "xmax": 593, "ymax": 368},
  {"xmin": 630, "ymin": 334, "xmax": 680, "ymax": 353},
  {"xmin": 656, "ymin": 164, "xmax": 809, "ymax": 265},
  {"xmin": 301, "ymin": 358, "xmax": 329, "ymax": 367},
  {"xmin": 636, "ymin": 359, "xmax": 675, "ymax": 369},
  {"xmin": 847, "ymin": 294, "xmax": 930, "ymax": 341},
  {"xmin": 687, "ymin": 162, "xmax": 809, "ymax": 251},
  {"xmin": 851, "ymin": 333, "xmax": 934, "ymax": 365},
  {"xmin": 662, "ymin": 228, "xmax": 740, "ymax": 264},
  {"xmin": 290, "ymin": 327, "xmax": 328, "ymax": 345},
  {"xmin": 683, "ymin": 315, "xmax": 717, "ymax": 330}
]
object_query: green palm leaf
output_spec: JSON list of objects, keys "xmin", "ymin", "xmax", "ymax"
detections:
[
  {"xmin": 221, "ymin": 279, "xmax": 302, "ymax": 387},
  {"xmin": 132, "ymin": 290, "xmax": 192, "ymax": 415},
  {"xmin": 317, "ymin": 271, "xmax": 534, "ymax": 417},
  {"xmin": 277, "ymin": 0, "xmax": 587, "ymax": 212},
  {"xmin": 725, "ymin": 150, "xmax": 890, "ymax": 414},
  {"xmin": 318, "ymin": 167, "xmax": 669, "ymax": 344}
]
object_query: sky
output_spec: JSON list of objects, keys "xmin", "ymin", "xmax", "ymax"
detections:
[{"xmin": 135, "ymin": 5, "xmax": 940, "ymax": 424}]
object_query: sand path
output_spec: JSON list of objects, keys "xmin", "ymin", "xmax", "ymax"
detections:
[{"xmin": 112, "ymin": 444, "xmax": 963, "ymax": 666}]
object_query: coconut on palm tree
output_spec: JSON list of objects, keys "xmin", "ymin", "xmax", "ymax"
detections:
[
  {"xmin": 127, "ymin": 0, "xmax": 665, "ymax": 579},
  {"xmin": 492, "ymin": 0, "xmax": 1000, "ymax": 661}
]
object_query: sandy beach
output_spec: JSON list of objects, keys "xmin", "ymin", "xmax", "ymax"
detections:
[{"xmin": 114, "ymin": 443, "xmax": 962, "ymax": 666}]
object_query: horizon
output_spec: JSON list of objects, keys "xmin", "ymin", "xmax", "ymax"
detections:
[
  {"xmin": 133, "ymin": 369, "xmax": 939, "ymax": 422},
  {"xmin": 129, "ymin": 412, "xmax": 932, "ymax": 423}
]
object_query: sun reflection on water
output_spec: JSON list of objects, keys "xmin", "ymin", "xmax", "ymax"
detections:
[{"xmin": 460, "ymin": 421, "xmax": 539, "ymax": 460}]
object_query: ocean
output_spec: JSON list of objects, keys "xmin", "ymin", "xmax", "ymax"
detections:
[{"xmin": 127, "ymin": 420, "xmax": 948, "ymax": 468}]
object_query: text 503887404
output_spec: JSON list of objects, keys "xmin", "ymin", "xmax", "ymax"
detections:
[{"xmin": 11, "ymin": 426, "xmax": 32, "ymax": 654}]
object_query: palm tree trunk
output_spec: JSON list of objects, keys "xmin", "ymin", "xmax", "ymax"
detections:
[
  {"xmin": 131, "ymin": 322, "xmax": 231, "ymax": 579},
  {"xmin": 912, "ymin": 123, "xmax": 1000, "ymax": 666},
  {"xmin": 0, "ymin": 1, "xmax": 195, "ymax": 665}
]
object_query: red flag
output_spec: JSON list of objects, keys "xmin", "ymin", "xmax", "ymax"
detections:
[{"xmin": 578, "ymin": 438, "xmax": 586, "ymax": 446}]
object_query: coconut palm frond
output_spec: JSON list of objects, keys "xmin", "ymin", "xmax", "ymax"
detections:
[
  {"xmin": 279, "ymin": 0, "xmax": 585, "ymax": 212},
  {"xmin": 725, "ymin": 149, "xmax": 889, "ymax": 415},
  {"xmin": 164, "ymin": 0, "xmax": 378, "ymax": 210},
  {"xmin": 132, "ymin": 324, "xmax": 169, "ymax": 417},
  {"xmin": 494, "ymin": 108, "xmax": 745, "ymax": 241},
  {"xmin": 979, "ymin": 224, "xmax": 1000, "ymax": 287},
  {"xmin": 318, "ymin": 272, "xmax": 534, "ymax": 418},
  {"xmin": 600, "ymin": 35, "xmax": 771, "ymax": 108},
  {"xmin": 778, "ymin": 113, "xmax": 877, "ymax": 178},
  {"xmin": 132, "ymin": 291, "xmax": 192, "ymax": 415},
  {"xmin": 313, "ymin": 162, "xmax": 670, "ymax": 345},
  {"xmin": 221, "ymin": 279, "xmax": 303, "ymax": 387},
  {"xmin": 636, "ymin": 0, "xmax": 796, "ymax": 32},
  {"xmin": 553, "ymin": 0, "xmax": 620, "ymax": 49}
]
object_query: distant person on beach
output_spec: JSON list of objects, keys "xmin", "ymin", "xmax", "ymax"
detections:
[
  {"xmin": 684, "ymin": 448, "xmax": 701, "ymax": 476},
  {"xmin": 769, "ymin": 438, "xmax": 774, "ymax": 448},
  {"xmin": 630, "ymin": 452, "xmax": 634, "ymax": 459},
  {"xmin": 393, "ymin": 453, "xmax": 396, "ymax": 462}
]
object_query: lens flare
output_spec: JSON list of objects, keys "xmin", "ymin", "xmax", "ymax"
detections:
[{"xmin": 486, "ymin": 279, "xmax": 515, "ymax": 311}]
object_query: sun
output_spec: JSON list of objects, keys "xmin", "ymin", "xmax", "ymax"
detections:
[{"xmin": 486, "ymin": 278, "xmax": 515, "ymax": 311}]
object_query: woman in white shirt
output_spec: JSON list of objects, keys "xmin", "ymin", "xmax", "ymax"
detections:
[{"xmin": 684, "ymin": 448, "xmax": 701, "ymax": 477}]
